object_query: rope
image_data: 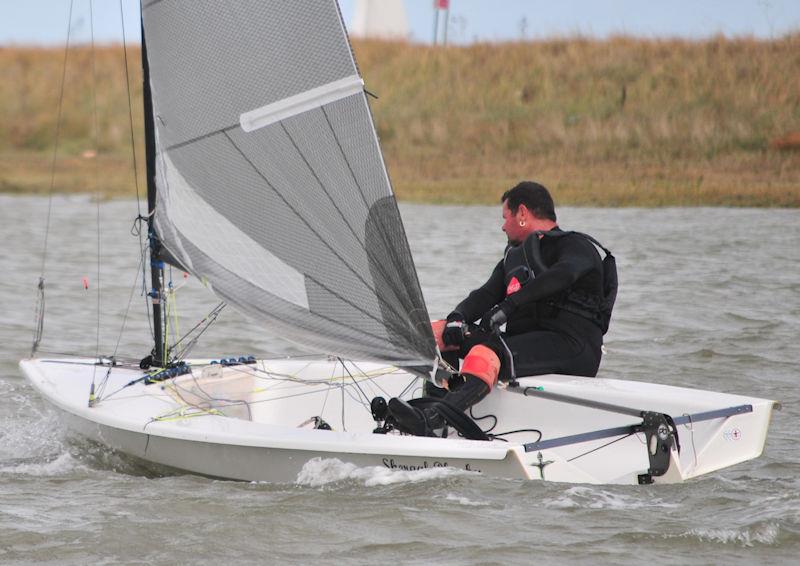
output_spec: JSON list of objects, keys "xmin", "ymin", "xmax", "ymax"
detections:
[
  {"xmin": 163, "ymin": 273, "xmax": 175, "ymax": 360},
  {"xmin": 31, "ymin": 278, "xmax": 46, "ymax": 357},
  {"xmin": 32, "ymin": 0, "xmax": 75, "ymax": 356},
  {"xmin": 170, "ymin": 303, "xmax": 226, "ymax": 361},
  {"xmin": 100, "ymin": 359, "xmax": 411, "ymax": 411},
  {"xmin": 118, "ymin": 0, "xmax": 155, "ymax": 348},
  {"xmin": 164, "ymin": 267, "xmax": 188, "ymax": 358},
  {"xmin": 118, "ymin": 0, "xmax": 144, "ymax": 217}
]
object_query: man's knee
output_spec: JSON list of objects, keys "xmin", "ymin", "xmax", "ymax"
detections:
[{"xmin": 461, "ymin": 344, "xmax": 501, "ymax": 390}]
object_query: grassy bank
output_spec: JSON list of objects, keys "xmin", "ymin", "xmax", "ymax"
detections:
[{"xmin": 2, "ymin": 36, "xmax": 799, "ymax": 205}]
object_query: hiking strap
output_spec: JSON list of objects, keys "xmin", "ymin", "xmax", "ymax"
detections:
[{"xmin": 408, "ymin": 397, "xmax": 491, "ymax": 441}]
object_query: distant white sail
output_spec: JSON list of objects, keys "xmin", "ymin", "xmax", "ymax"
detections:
[
  {"xmin": 141, "ymin": 0, "xmax": 434, "ymax": 365},
  {"xmin": 350, "ymin": 0, "xmax": 409, "ymax": 40}
]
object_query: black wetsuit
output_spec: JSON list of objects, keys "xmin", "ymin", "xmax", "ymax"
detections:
[{"xmin": 453, "ymin": 229, "xmax": 604, "ymax": 380}]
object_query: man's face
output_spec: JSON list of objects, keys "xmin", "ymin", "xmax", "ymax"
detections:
[{"xmin": 501, "ymin": 200, "xmax": 524, "ymax": 244}]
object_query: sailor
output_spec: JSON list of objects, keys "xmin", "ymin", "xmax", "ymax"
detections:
[{"xmin": 389, "ymin": 181, "xmax": 611, "ymax": 437}]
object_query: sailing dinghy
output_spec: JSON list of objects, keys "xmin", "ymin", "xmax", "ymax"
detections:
[{"xmin": 20, "ymin": 0, "xmax": 778, "ymax": 485}]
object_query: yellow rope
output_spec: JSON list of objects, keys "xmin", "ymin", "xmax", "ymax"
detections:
[{"xmin": 162, "ymin": 280, "xmax": 181, "ymax": 360}]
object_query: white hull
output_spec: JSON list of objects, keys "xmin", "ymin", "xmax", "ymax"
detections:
[{"xmin": 19, "ymin": 358, "xmax": 778, "ymax": 485}]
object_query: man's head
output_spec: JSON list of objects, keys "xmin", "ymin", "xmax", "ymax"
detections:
[
  {"xmin": 501, "ymin": 181, "xmax": 556, "ymax": 221},
  {"xmin": 500, "ymin": 181, "xmax": 558, "ymax": 244}
]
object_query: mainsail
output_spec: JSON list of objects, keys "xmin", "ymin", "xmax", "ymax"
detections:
[{"xmin": 140, "ymin": 0, "xmax": 435, "ymax": 365}]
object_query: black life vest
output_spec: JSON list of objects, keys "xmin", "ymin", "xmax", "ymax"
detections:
[
  {"xmin": 502, "ymin": 242, "xmax": 534, "ymax": 297},
  {"xmin": 503, "ymin": 231, "xmax": 618, "ymax": 334}
]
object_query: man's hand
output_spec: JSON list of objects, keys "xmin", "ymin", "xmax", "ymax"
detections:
[
  {"xmin": 481, "ymin": 302, "xmax": 512, "ymax": 333},
  {"xmin": 442, "ymin": 311, "xmax": 467, "ymax": 347}
]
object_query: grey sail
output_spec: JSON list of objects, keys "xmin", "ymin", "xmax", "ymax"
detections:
[{"xmin": 140, "ymin": 0, "xmax": 435, "ymax": 365}]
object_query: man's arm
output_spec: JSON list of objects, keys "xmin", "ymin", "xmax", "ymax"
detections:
[
  {"xmin": 453, "ymin": 260, "xmax": 506, "ymax": 323},
  {"xmin": 506, "ymin": 236, "xmax": 597, "ymax": 309}
]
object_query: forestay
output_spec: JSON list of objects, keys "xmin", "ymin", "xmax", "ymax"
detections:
[{"xmin": 140, "ymin": 0, "xmax": 435, "ymax": 365}]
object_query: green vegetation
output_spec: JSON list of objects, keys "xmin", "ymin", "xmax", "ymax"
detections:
[{"xmin": 2, "ymin": 36, "xmax": 799, "ymax": 205}]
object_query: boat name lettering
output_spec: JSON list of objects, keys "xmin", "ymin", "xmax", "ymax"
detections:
[
  {"xmin": 381, "ymin": 458, "xmax": 480, "ymax": 472},
  {"xmin": 382, "ymin": 457, "xmax": 449, "ymax": 471}
]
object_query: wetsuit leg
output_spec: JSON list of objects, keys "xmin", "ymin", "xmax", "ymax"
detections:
[
  {"xmin": 458, "ymin": 329, "xmax": 514, "ymax": 382},
  {"xmin": 503, "ymin": 329, "xmax": 601, "ymax": 378}
]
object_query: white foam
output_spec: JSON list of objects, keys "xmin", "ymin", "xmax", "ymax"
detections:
[
  {"xmin": 0, "ymin": 452, "xmax": 83, "ymax": 477},
  {"xmin": 545, "ymin": 485, "xmax": 680, "ymax": 510},
  {"xmin": 296, "ymin": 457, "xmax": 468, "ymax": 488},
  {"xmin": 442, "ymin": 493, "xmax": 489, "ymax": 507},
  {"xmin": 677, "ymin": 523, "xmax": 780, "ymax": 547}
]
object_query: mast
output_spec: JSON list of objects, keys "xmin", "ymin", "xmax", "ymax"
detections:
[{"xmin": 141, "ymin": 21, "xmax": 165, "ymax": 366}]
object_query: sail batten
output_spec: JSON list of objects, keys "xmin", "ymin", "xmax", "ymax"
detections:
[
  {"xmin": 143, "ymin": 0, "xmax": 435, "ymax": 365},
  {"xmin": 240, "ymin": 74, "xmax": 365, "ymax": 132}
]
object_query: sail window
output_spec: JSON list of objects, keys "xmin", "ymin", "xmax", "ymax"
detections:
[{"xmin": 159, "ymin": 153, "xmax": 310, "ymax": 310}]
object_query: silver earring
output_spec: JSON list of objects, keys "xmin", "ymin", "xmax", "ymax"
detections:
[{"xmin": 519, "ymin": 221, "xmax": 526, "ymax": 227}]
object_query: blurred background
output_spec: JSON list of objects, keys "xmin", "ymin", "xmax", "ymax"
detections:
[{"xmin": 1, "ymin": 0, "xmax": 798, "ymax": 205}]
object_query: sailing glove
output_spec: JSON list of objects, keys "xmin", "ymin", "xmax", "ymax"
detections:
[
  {"xmin": 481, "ymin": 302, "xmax": 513, "ymax": 333},
  {"xmin": 442, "ymin": 311, "xmax": 467, "ymax": 347}
]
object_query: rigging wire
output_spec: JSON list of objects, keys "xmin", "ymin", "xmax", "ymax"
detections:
[
  {"xmin": 96, "ymin": 1, "xmax": 160, "ymax": 392},
  {"xmin": 169, "ymin": 302, "xmax": 227, "ymax": 361},
  {"xmin": 110, "ymin": 241, "xmax": 148, "ymax": 359},
  {"xmin": 118, "ymin": 0, "xmax": 155, "ymax": 345},
  {"xmin": 131, "ymin": 213, "xmax": 155, "ymax": 342},
  {"xmin": 88, "ymin": 0, "xmax": 103, "ymax": 403},
  {"xmin": 337, "ymin": 357, "xmax": 371, "ymax": 405},
  {"xmin": 118, "ymin": 0, "xmax": 144, "ymax": 216},
  {"xmin": 32, "ymin": 0, "xmax": 76, "ymax": 357},
  {"xmin": 566, "ymin": 432, "xmax": 635, "ymax": 463},
  {"xmin": 98, "ymin": 359, "xmax": 410, "ymax": 422},
  {"xmin": 95, "ymin": 241, "xmax": 149, "ymax": 400}
]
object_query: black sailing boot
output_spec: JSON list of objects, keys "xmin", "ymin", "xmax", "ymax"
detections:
[
  {"xmin": 386, "ymin": 397, "xmax": 433, "ymax": 436},
  {"xmin": 442, "ymin": 374, "xmax": 491, "ymax": 413},
  {"xmin": 387, "ymin": 374, "xmax": 490, "ymax": 437}
]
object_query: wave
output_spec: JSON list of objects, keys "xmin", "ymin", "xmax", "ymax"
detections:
[
  {"xmin": 545, "ymin": 485, "xmax": 681, "ymax": 510},
  {"xmin": 671, "ymin": 522, "xmax": 781, "ymax": 547},
  {"xmin": 0, "ymin": 452, "xmax": 85, "ymax": 477},
  {"xmin": 295, "ymin": 457, "xmax": 471, "ymax": 488}
]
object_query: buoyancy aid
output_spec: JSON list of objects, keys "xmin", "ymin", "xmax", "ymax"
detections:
[
  {"xmin": 502, "ymin": 231, "xmax": 617, "ymax": 334},
  {"xmin": 500, "ymin": 237, "xmax": 542, "ymax": 332},
  {"xmin": 502, "ymin": 243, "xmax": 533, "ymax": 297}
]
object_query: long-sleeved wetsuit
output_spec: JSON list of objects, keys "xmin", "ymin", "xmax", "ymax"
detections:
[{"xmin": 452, "ymin": 229, "xmax": 604, "ymax": 379}]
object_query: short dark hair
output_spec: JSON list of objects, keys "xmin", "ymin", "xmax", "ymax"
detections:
[{"xmin": 501, "ymin": 181, "xmax": 557, "ymax": 222}]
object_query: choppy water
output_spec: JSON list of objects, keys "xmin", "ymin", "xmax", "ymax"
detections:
[{"xmin": 1, "ymin": 195, "xmax": 799, "ymax": 564}]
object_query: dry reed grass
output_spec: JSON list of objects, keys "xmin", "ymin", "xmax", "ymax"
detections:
[{"xmin": 1, "ymin": 36, "xmax": 798, "ymax": 205}]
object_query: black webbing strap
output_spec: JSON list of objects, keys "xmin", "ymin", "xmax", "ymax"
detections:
[{"xmin": 534, "ymin": 229, "xmax": 612, "ymax": 256}]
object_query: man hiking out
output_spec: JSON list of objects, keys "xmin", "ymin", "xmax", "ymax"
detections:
[{"xmin": 389, "ymin": 181, "xmax": 614, "ymax": 437}]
